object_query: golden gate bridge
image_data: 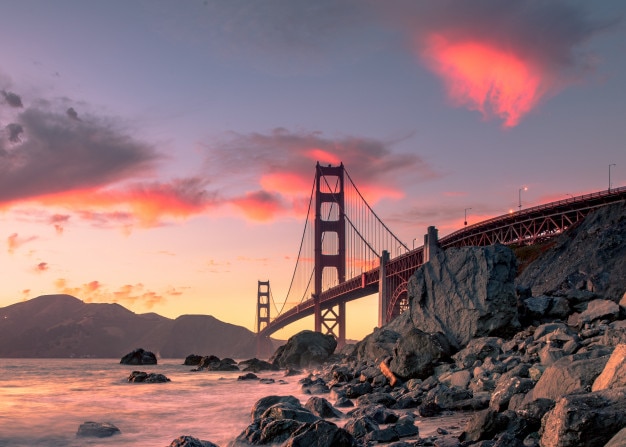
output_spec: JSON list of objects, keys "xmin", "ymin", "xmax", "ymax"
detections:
[{"xmin": 255, "ymin": 162, "xmax": 626, "ymax": 351}]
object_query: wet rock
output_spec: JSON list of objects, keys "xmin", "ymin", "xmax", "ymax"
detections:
[
  {"xmin": 169, "ymin": 435, "xmax": 219, "ymax": 447},
  {"xmin": 334, "ymin": 397, "xmax": 354, "ymax": 408},
  {"xmin": 183, "ymin": 354, "xmax": 204, "ymax": 366},
  {"xmin": 301, "ymin": 377, "xmax": 330, "ymax": 394},
  {"xmin": 344, "ymin": 416, "xmax": 378, "ymax": 439},
  {"xmin": 355, "ymin": 391, "xmax": 396, "ymax": 408},
  {"xmin": 261, "ymin": 401, "xmax": 319, "ymax": 424},
  {"xmin": 238, "ymin": 373, "xmax": 258, "ymax": 381},
  {"xmin": 347, "ymin": 404, "xmax": 398, "ymax": 424},
  {"xmin": 120, "ymin": 348, "xmax": 157, "ymax": 365},
  {"xmin": 127, "ymin": 371, "xmax": 170, "ymax": 383},
  {"xmin": 344, "ymin": 381, "xmax": 372, "ymax": 399},
  {"xmin": 283, "ymin": 420, "xmax": 356, "ymax": 447},
  {"xmin": 250, "ymin": 395, "xmax": 302, "ymax": 421},
  {"xmin": 239, "ymin": 358, "xmax": 279, "ymax": 372},
  {"xmin": 270, "ymin": 330, "xmax": 337, "ymax": 368},
  {"xmin": 76, "ymin": 421, "xmax": 121, "ymax": 438},
  {"xmin": 304, "ymin": 396, "xmax": 343, "ymax": 419}
]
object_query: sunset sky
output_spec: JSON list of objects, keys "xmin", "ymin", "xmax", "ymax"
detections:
[{"xmin": 1, "ymin": 1, "xmax": 625, "ymax": 341}]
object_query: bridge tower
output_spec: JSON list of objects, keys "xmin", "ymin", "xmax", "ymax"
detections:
[
  {"xmin": 256, "ymin": 281, "xmax": 272, "ymax": 358},
  {"xmin": 256, "ymin": 280, "xmax": 271, "ymax": 333},
  {"xmin": 314, "ymin": 162, "xmax": 346, "ymax": 346}
]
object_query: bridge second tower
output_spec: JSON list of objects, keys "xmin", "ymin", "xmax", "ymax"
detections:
[{"xmin": 314, "ymin": 162, "xmax": 346, "ymax": 345}]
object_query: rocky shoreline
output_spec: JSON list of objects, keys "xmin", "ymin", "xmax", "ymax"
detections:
[{"xmin": 109, "ymin": 201, "xmax": 626, "ymax": 446}]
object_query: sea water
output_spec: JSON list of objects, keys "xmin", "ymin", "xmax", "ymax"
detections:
[
  {"xmin": 0, "ymin": 358, "xmax": 311, "ymax": 446},
  {"xmin": 0, "ymin": 359, "xmax": 469, "ymax": 446}
]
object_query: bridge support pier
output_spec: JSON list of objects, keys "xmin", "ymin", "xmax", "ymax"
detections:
[{"xmin": 378, "ymin": 250, "xmax": 390, "ymax": 328}]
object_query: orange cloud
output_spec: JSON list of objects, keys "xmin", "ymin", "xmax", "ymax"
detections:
[
  {"xmin": 7, "ymin": 233, "xmax": 38, "ymax": 254},
  {"xmin": 231, "ymin": 190, "xmax": 287, "ymax": 222},
  {"xmin": 305, "ymin": 148, "xmax": 341, "ymax": 165},
  {"xmin": 33, "ymin": 177, "xmax": 217, "ymax": 227},
  {"xmin": 54, "ymin": 278, "xmax": 165, "ymax": 310},
  {"xmin": 421, "ymin": 34, "xmax": 553, "ymax": 127},
  {"xmin": 260, "ymin": 172, "xmax": 311, "ymax": 197}
]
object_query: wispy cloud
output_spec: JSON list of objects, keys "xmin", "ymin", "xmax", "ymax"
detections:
[
  {"xmin": 6, "ymin": 233, "xmax": 38, "ymax": 254},
  {"xmin": 54, "ymin": 278, "xmax": 170, "ymax": 310}
]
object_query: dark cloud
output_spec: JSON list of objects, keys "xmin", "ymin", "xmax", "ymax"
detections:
[
  {"xmin": 36, "ymin": 262, "xmax": 49, "ymax": 272},
  {"xmin": 0, "ymin": 106, "xmax": 161, "ymax": 204},
  {"xmin": 66, "ymin": 107, "xmax": 80, "ymax": 121},
  {"xmin": 205, "ymin": 128, "xmax": 437, "ymax": 189},
  {"xmin": 378, "ymin": 0, "xmax": 618, "ymax": 73},
  {"xmin": 1, "ymin": 90, "xmax": 23, "ymax": 108},
  {"xmin": 5, "ymin": 123, "xmax": 23, "ymax": 143}
]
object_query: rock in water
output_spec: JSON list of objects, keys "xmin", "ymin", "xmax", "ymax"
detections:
[
  {"xmin": 120, "ymin": 348, "xmax": 157, "ymax": 365},
  {"xmin": 169, "ymin": 435, "xmax": 218, "ymax": 447},
  {"xmin": 76, "ymin": 421, "xmax": 121, "ymax": 438},
  {"xmin": 270, "ymin": 330, "xmax": 337, "ymax": 368},
  {"xmin": 127, "ymin": 370, "xmax": 171, "ymax": 383},
  {"xmin": 404, "ymin": 244, "xmax": 519, "ymax": 350}
]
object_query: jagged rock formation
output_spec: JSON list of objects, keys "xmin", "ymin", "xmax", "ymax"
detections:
[
  {"xmin": 517, "ymin": 200, "xmax": 626, "ymax": 302},
  {"xmin": 403, "ymin": 243, "xmax": 519, "ymax": 349}
]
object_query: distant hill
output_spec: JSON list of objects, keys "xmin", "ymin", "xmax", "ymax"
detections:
[{"xmin": 0, "ymin": 294, "xmax": 272, "ymax": 359}]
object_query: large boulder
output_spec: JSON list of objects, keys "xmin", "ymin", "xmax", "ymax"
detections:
[
  {"xmin": 540, "ymin": 387, "xmax": 626, "ymax": 447},
  {"xmin": 524, "ymin": 353, "xmax": 609, "ymax": 403},
  {"xmin": 120, "ymin": 348, "xmax": 157, "ymax": 365},
  {"xmin": 354, "ymin": 328, "xmax": 400, "ymax": 363},
  {"xmin": 405, "ymin": 244, "xmax": 519, "ymax": 349},
  {"xmin": 592, "ymin": 344, "xmax": 626, "ymax": 391},
  {"xmin": 388, "ymin": 328, "xmax": 451, "ymax": 380},
  {"xmin": 270, "ymin": 330, "xmax": 337, "ymax": 369},
  {"xmin": 516, "ymin": 201, "xmax": 626, "ymax": 301}
]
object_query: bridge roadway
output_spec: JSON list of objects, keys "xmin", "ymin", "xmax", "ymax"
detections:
[{"xmin": 258, "ymin": 186, "xmax": 626, "ymax": 338}]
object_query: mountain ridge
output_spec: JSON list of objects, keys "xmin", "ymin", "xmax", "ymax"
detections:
[{"xmin": 0, "ymin": 294, "xmax": 262, "ymax": 359}]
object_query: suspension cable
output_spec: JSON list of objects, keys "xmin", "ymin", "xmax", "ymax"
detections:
[{"xmin": 344, "ymin": 167, "xmax": 409, "ymax": 251}]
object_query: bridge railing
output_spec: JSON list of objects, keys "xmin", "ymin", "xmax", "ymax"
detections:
[{"xmin": 440, "ymin": 186, "xmax": 626, "ymax": 247}]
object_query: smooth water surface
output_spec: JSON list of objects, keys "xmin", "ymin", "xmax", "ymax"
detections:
[{"xmin": 0, "ymin": 358, "xmax": 309, "ymax": 446}]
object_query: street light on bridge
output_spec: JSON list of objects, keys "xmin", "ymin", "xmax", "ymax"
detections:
[
  {"xmin": 464, "ymin": 208, "xmax": 472, "ymax": 226},
  {"xmin": 609, "ymin": 163, "xmax": 616, "ymax": 192},
  {"xmin": 518, "ymin": 186, "xmax": 528, "ymax": 210}
]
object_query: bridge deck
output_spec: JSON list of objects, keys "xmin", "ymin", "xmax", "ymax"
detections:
[{"xmin": 259, "ymin": 186, "xmax": 626, "ymax": 338}]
